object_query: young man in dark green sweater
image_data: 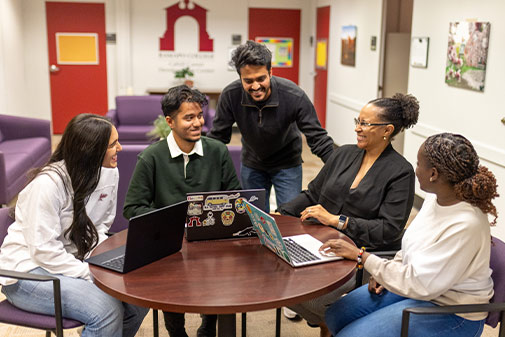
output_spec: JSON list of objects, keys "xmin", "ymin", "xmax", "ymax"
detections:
[{"xmin": 123, "ymin": 85, "xmax": 241, "ymax": 337}]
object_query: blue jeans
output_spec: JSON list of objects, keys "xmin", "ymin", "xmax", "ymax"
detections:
[
  {"xmin": 325, "ymin": 284, "xmax": 485, "ymax": 337},
  {"xmin": 240, "ymin": 164, "xmax": 302, "ymax": 213},
  {"xmin": 2, "ymin": 267, "xmax": 149, "ymax": 337}
]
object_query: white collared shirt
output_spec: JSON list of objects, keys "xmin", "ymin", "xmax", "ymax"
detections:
[{"xmin": 166, "ymin": 132, "xmax": 204, "ymax": 178}]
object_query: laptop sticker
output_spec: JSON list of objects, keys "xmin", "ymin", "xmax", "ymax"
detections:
[
  {"xmin": 187, "ymin": 202, "xmax": 203, "ymax": 216},
  {"xmin": 235, "ymin": 198, "xmax": 246, "ymax": 214},
  {"xmin": 203, "ymin": 212, "xmax": 215, "ymax": 226},
  {"xmin": 221, "ymin": 210, "xmax": 235, "ymax": 226},
  {"xmin": 203, "ymin": 192, "xmax": 240, "ymax": 211},
  {"xmin": 188, "ymin": 216, "xmax": 202, "ymax": 227}
]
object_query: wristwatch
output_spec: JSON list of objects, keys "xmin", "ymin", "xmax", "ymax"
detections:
[{"xmin": 336, "ymin": 215, "xmax": 347, "ymax": 230}]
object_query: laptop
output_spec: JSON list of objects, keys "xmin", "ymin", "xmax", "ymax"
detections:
[
  {"xmin": 86, "ymin": 200, "xmax": 188, "ymax": 273},
  {"xmin": 185, "ymin": 189, "xmax": 265, "ymax": 241},
  {"xmin": 243, "ymin": 200, "xmax": 342, "ymax": 267}
]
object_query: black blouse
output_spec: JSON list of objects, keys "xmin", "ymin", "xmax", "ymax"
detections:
[{"xmin": 278, "ymin": 144, "xmax": 415, "ymax": 250}]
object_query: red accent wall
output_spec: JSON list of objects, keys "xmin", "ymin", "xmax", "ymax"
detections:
[{"xmin": 248, "ymin": 8, "xmax": 300, "ymax": 84}]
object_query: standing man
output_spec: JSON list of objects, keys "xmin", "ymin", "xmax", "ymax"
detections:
[
  {"xmin": 123, "ymin": 85, "xmax": 241, "ymax": 337},
  {"xmin": 208, "ymin": 40, "xmax": 334, "ymax": 213}
]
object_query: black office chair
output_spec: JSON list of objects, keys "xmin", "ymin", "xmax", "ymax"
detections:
[
  {"xmin": 400, "ymin": 236, "xmax": 505, "ymax": 337},
  {"xmin": 0, "ymin": 207, "xmax": 84, "ymax": 337}
]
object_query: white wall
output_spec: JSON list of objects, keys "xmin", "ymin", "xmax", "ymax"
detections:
[
  {"xmin": 323, "ymin": 0, "xmax": 384, "ymax": 145},
  {"xmin": 405, "ymin": 0, "xmax": 505, "ymax": 239},
  {"xmin": 0, "ymin": 0, "xmax": 28, "ymax": 118}
]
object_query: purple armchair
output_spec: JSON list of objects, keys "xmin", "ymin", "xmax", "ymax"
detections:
[
  {"xmin": 106, "ymin": 95, "xmax": 163, "ymax": 144},
  {"xmin": 0, "ymin": 207, "xmax": 83, "ymax": 336},
  {"xmin": 202, "ymin": 101, "xmax": 215, "ymax": 135},
  {"xmin": 109, "ymin": 144, "xmax": 149, "ymax": 233},
  {"xmin": 0, "ymin": 115, "xmax": 51, "ymax": 205}
]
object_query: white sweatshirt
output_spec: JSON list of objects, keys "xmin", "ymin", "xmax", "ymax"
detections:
[
  {"xmin": 0, "ymin": 161, "xmax": 118, "ymax": 284},
  {"xmin": 364, "ymin": 193, "xmax": 494, "ymax": 320}
]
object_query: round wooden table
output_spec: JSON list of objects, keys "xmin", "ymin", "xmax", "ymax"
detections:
[{"xmin": 89, "ymin": 214, "xmax": 356, "ymax": 336}]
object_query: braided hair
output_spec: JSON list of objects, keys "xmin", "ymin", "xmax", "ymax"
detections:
[
  {"xmin": 424, "ymin": 133, "xmax": 499, "ymax": 225},
  {"xmin": 368, "ymin": 93, "xmax": 420, "ymax": 137}
]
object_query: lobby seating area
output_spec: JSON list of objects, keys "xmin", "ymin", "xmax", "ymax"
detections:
[{"xmin": 0, "ymin": 115, "xmax": 51, "ymax": 206}]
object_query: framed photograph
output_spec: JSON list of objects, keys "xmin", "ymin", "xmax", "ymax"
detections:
[
  {"xmin": 341, "ymin": 25, "xmax": 356, "ymax": 66},
  {"xmin": 255, "ymin": 37, "xmax": 293, "ymax": 67},
  {"xmin": 445, "ymin": 22, "xmax": 490, "ymax": 92},
  {"xmin": 410, "ymin": 37, "xmax": 429, "ymax": 68}
]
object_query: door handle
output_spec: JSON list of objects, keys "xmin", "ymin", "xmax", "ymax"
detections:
[{"xmin": 49, "ymin": 64, "xmax": 60, "ymax": 73}]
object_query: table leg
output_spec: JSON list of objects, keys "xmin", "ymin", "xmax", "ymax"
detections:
[{"xmin": 217, "ymin": 314, "xmax": 236, "ymax": 337}]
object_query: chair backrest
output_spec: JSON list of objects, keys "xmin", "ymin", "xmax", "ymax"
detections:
[
  {"xmin": 0, "ymin": 207, "xmax": 14, "ymax": 245},
  {"xmin": 226, "ymin": 145, "xmax": 241, "ymax": 179},
  {"xmin": 115, "ymin": 95, "xmax": 163, "ymax": 125},
  {"xmin": 109, "ymin": 144, "xmax": 149, "ymax": 233},
  {"xmin": 486, "ymin": 236, "xmax": 505, "ymax": 327}
]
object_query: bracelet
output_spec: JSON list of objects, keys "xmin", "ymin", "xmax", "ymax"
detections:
[{"xmin": 357, "ymin": 247, "xmax": 366, "ymax": 270}]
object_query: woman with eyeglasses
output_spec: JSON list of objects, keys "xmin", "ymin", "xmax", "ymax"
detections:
[
  {"xmin": 278, "ymin": 93, "xmax": 419, "ymax": 337},
  {"xmin": 323, "ymin": 133, "xmax": 497, "ymax": 337}
]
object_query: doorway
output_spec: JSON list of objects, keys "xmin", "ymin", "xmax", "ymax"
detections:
[{"xmin": 46, "ymin": 2, "xmax": 108, "ymax": 134}]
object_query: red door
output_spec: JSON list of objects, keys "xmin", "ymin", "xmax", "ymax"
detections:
[
  {"xmin": 249, "ymin": 8, "xmax": 300, "ymax": 84},
  {"xmin": 314, "ymin": 6, "xmax": 330, "ymax": 128},
  {"xmin": 46, "ymin": 2, "xmax": 108, "ymax": 134}
]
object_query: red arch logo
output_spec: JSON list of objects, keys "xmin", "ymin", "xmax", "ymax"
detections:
[{"xmin": 160, "ymin": 0, "xmax": 213, "ymax": 52}]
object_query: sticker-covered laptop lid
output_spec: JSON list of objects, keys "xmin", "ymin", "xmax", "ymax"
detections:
[{"xmin": 185, "ymin": 189, "xmax": 265, "ymax": 241}]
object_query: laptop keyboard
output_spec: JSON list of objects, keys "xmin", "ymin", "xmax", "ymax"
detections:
[
  {"xmin": 102, "ymin": 255, "xmax": 125, "ymax": 270},
  {"xmin": 283, "ymin": 238, "xmax": 321, "ymax": 264}
]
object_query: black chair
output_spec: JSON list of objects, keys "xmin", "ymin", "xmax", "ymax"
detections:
[
  {"xmin": 0, "ymin": 207, "xmax": 83, "ymax": 337},
  {"xmin": 400, "ymin": 236, "xmax": 505, "ymax": 337}
]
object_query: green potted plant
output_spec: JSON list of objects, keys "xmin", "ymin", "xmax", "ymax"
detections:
[
  {"xmin": 174, "ymin": 67, "xmax": 194, "ymax": 87},
  {"xmin": 146, "ymin": 115, "xmax": 171, "ymax": 141}
]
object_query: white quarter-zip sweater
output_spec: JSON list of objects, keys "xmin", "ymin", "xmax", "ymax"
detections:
[
  {"xmin": 0, "ymin": 161, "xmax": 118, "ymax": 284},
  {"xmin": 365, "ymin": 193, "xmax": 494, "ymax": 320}
]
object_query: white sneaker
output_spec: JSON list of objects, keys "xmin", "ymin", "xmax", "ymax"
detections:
[{"xmin": 283, "ymin": 307, "xmax": 300, "ymax": 320}]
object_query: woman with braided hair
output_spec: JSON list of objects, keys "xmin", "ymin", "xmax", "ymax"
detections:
[
  {"xmin": 323, "ymin": 133, "xmax": 498, "ymax": 337},
  {"xmin": 278, "ymin": 93, "xmax": 419, "ymax": 336}
]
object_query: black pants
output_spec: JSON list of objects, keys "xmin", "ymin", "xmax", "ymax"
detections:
[{"xmin": 163, "ymin": 311, "xmax": 217, "ymax": 337}]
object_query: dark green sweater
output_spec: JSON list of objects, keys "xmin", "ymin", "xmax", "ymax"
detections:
[{"xmin": 123, "ymin": 136, "xmax": 241, "ymax": 219}]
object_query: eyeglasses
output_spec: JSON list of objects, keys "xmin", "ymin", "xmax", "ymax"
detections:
[{"xmin": 354, "ymin": 118, "xmax": 391, "ymax": 128}]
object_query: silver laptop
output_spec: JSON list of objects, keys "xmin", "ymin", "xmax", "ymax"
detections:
[{"xmin": 243, "ymin": 200, "xmax": 342, "ymax": 267}]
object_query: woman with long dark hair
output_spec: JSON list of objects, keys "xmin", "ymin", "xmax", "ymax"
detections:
[
  {"xmin": 323, "ymin": 133, "xmax": 498, "ymax": 337},
  {"xmin": 0, "ymin": 113, "xmax": 148, "ymax": 336}
]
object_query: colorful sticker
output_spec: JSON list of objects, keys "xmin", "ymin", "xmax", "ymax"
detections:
[
  {"xmin": 221, "ymin": 210, "xmax": 235, "ymax": 226},
  {"xmin": 187, "ymin": 202, "xmax": 203, "ymax": 216},
  {"xmin": 232, "ymin": 226, "xmax": 255, "ymax": 237},
  {"xmin": 249, "ymin": 195, "xmax": 259, "ymax": 203},
  {"xmin": 235, "ymin": 198, "xmax": 246, "ymax": 214},
  {"xmin": 187, "ymin": 216, "xmax": 201, "ymax": 227},
  {"xmin": 202, "ymin": 211, "xmax": 215, "ymax": 227},
  {"xmin": 188, "ymin": 195, "xmax": 204, "ymax": 202}
]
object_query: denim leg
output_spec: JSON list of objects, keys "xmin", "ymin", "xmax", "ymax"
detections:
[
  {"xmin": 270, "ymin": 165, "xmax": 302, "ymax": 208},
  {"xmin": 122, "ymin": 302, "xmax": 149, "ymax": 337},
  {"xmin": 2, "ymin": 267, "xmax": 147, "ymax": 337},
  {"xmin": 326, "ymin": 285, "xmax": 485, "ymax": 337},
  {"xmin": 325, "ymin": 284, "xmax": 407, "ymax": 335},
  {"xmin": 240, "ymin": 164, "xmax": 272, "ymax": 212}
]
